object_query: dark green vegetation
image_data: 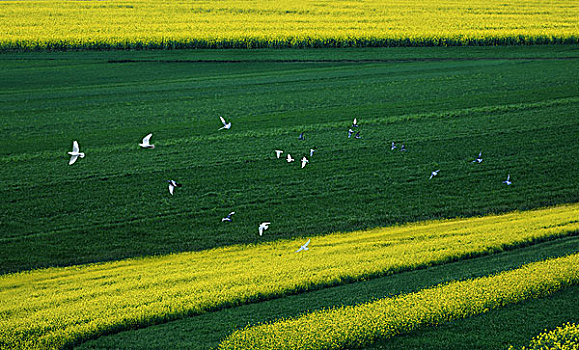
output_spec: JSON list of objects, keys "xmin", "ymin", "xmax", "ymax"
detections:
[
  {"xmin": 78, "ymin": 235, "xmax": 579, "ymax": 349},
  {"xmin": 1, "ymin": 46, "xmax": 578, "ymax": 274}
]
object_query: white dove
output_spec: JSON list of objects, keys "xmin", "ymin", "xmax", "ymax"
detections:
[
  {"xmin": 310, "ymin": 148, "xmax": 316, "ymax": 157},
  {"xmin": 139, "ymin": 133, "xmax": 155, "ymax": 149},
  {"xmin": 67, "ymin": 141, "xmax": 85, "ymax": 165},
  {"xmin": 218, "ymin": 116, "xmax": 231, "ymax": 130},
  {"xmin": 258, "ymin": 222, "xmax": 270, "ymax": 236},
  {"xmin": 472, "ymin": 151, "xmax": 483, "ymax": 163},
  {"xmin": 503, "ymin": 174, "xmax": 512, "ymax": 185},
  {"xmin": 286, "ymin": 154, "xmax": 294, "ymax": 163},
  {"xmin": 296, "ymin": 239, "xmax": 311, "ymax": 253},
  {"xmin": 222, "ymin": 211, "xmax": 236, "ymax": 222},
  {"xmin": 301, "ymin": 156, "xmax": 309, "ymax": 169},
  {"xmin": 167, "ymin": 180, "xmax": 182, "ymax": 195},
  {"xmin": 391, "ymin": 142, "xmax": 397, "ymax": 151},
  {"xmin": 275, "ymin": 150, "xmax": 284, "ymax": 159},
  {"xmin": 429, "ymin": 169, "xmax": 440, "ymax": 180}
]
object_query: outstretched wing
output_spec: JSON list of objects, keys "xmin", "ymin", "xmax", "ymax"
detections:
[
  {"xmin": 68, "ymin": 155, "xmax": 78, "ymax": 165},
  {"xmin": 304, "ymin": 239, "xmax": 311, "ymax": 247},
  {"xmin": 169, "ymin": 184, "xmax": 174, "ymax": 195},
  {"xmin": 142, "ymin": 133, "xmax": 153, "ymax": 144},
  {"xmin": 72, "ymin": 141, "xmax": 79, "ymax": 153},
  {"xmin": 219, "ymin": 116, "xmax": 227, "ymax": 126}
]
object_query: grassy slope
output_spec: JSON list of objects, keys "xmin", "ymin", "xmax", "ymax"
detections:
[
  {"xmin": 78, "ymin": 235, "xmax": 579, "ymax": 350},
  {"xmin": 1, "ymin": 46, "xmax": 578, "ymax": 274}
]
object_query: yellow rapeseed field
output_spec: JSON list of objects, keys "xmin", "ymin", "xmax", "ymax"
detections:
[
  {"xmin": 0, "ymin": 204, "xmax": 578, "ymax": 349},
  {"xmin": 509, "ymin": 322, "xmax": 579, "ymax": 350},
  {"xmin": 0, "ymin": 0, "xmax": 577, "ymax": 50},
  {"xmin": 218, "ymin": 254, "xmax": 579, "ymax": 350}
]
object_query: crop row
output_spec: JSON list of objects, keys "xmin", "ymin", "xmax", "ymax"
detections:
[
  {"xmin": 0, "ymin": 204, "xmax": 578, "ymax": 349},
  {"xmin": 217, "ymin": 253, "xmax": 579, "ymax": 350},
  {"xmin": 509, "ymin": 322, "xmax": 579, "ymax": 350},
  {"xmin": 1, "ymin": 0, "xmax": 578, "ymax": 51}
]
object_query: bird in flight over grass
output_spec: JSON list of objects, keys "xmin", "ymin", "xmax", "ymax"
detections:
[
  {"xmin": 258, "ymin": 222, "xmax": 270, "ymax": 236},
  {"xmin": 218, "ymin": 116, "xmax": 231, "ymax": 130},
  {"xmin": 222, "ymin": 211, "xmax": 236, "ymax": 222},
  {"xmin": 296, "ymin": 239, "xmax": 311, "ymax": 253},
  {"xmin": 298, "ymin": 132, "xmax": 305, "ymax": 140},
  {"xmin": 167, "ymin": 180, "xmax": 182, "ymax": 195},
  {"xmin": 400, "ymin": 143, "xmax": 407, "ymax": 152},
  {"xmin": 354, "ymin": 131, "xmax": 361, "ymax": 139},
  {"xmin": 352, "ymin": 118, "xmax": 358, "ymax": 128},
  {"xmin": 503, "ymin": 174, "xmax": 512, "ymax": 185},
  {"xmin": 348, "ymin": 129, "xmax": 354, "ymax": 138},
  {"xmin": 391, "ymin": 141, "xmax": 397, "ymax": 151},
  {"xmin": 139, "ymin": 133, "xmax": 155, "ymax": 149},
  {"xmin": 472, "ymin": 151, "xmax": 483, "ymax": 163},
  {"xmin": 275, "ymin": 150, "xmax": 284, "ymax": 158},
  {"xmin": 67, "ymin": 141, "xmax": 85, "ymax": 165},
  {"xmin": 301, "ymin": 156, "xmax": 309, "ymax": 168},
  {"xmin": 286, "ymin": 154, "xmax": 295, "ymax": 163},
  {"xmin": 310, "ymin": 148, "xmax": 316, "ymax": 157},
  {"xmin": 429, "ymin": 169, "xmax": 440, "ymax": 180}
]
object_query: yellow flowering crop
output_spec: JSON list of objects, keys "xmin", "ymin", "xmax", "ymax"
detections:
[
  {"xmin": 0, "ymin": 0, "xmax": 577, "ymax": 50},
  {"xmin": 509, "ymin": 323, "xmax": 579, "ymax": 350},
  {"xmin": 0, "ymin": 204, "xmax": 578, "ymax": 349},
  {"xmin": 218, "ymin": 254, "xmax": 579, "ymax": 350}
]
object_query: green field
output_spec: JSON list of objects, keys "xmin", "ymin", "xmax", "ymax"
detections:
[{"xmin": 1, "ymin": 45, "xmax": 578, "ymax": 349}]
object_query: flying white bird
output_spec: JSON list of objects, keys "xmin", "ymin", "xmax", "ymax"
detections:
[
  {"xmin": 218, "ymin": 116, "xmax": 231, "ymax": 130},
  {"xmin": 296, "ymin": 239, "xmax": 311, "ymax": 253},
  {"xmin": 258, "ymin": 222, "xmax": 270, "ymax": 236},
  {"xmin": 348, "ymin": 129, "xmax": 354, "ymax": 138},
  {"xmin": 472, "ymin": 152, "xmax": 483, "ymax": 163},
  {"xmin": 222, "ymin": 211, "xmax": 236, "ymax": 222},
  {"xmin": 286, "ymin": 154, "xmax": 295, "ymax": 163},
  {"xmin": 275, "ymin": 150, "xmax": 284, "ymax": 159},
  {"xmin": 310, "ymin": 148, "xmax": 316, "ymax": 157},
  {"xmin": 391, "ymin": 142, "xmax": 397, "ymax": 151},
  {"xmin": 352, "ymin": 118, "xmax": 358, "ymax": 127},
  {"xmin": 67, "ymin": 141, "xmax": 85, "ymax": 165},
  {"xmin": 429, "ymin": 169, "xmax": 440, "ymax": 180},
  {"xmin": 167, "ymin": 180, "xmax": 182, "ymax": 195},
  {"xmin": 139, "ymin": 133, "xmax": 155, "ymax": 149},
  {"xmin": 503, "ymin": 174, "xmax": 512, "ymax": 185},
  {"xmin": 301, "ymin": 156, "xmax": 309, "ymax": 169}
]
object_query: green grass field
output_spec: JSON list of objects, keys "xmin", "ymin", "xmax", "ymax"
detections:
[{"xmin": 1, "ymin": 45, "xmax": 578, "ymax": 349}]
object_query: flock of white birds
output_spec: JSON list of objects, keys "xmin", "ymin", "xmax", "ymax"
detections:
[{"xmin": 66, "ymin": 116, "xmax": 513, "ymax": 253}]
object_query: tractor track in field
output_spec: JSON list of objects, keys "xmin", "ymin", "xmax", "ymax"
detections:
[{"xmin": 105, "ymin": 57, "xmax": 579, "ymax": 64}]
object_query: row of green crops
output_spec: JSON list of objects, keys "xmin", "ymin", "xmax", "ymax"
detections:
[
  {"xmin": 217, "ymin": 254, "xmax": 579, "ymax": 350},
  {"xmin": 1, "ymin": 0, "xmax": 578, "ymax": 51},
  {"xmin": 0, "ymin": 204, "xmax": 577, "ymax": 349}
]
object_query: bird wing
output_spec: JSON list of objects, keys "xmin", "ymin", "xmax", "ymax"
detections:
[
  {"xmin": 296, "ymin": 247, "xmax": 303, "ymax": 253},
  {"xmin": 353, "ymin": 118, "xmax": 357, "ymax": 125},
  {"xmin": 304, "ymin": 239, "xmax": 310, "ymax": 247},
  {"xmin": 229, "ymin": 211, "xmax": 235, "ymax": 216},
  {"xmin": 72, "ymin": 141, "xmax": 79, "ymax": 153},
  {"xmin": 143, "ymin": 133, "xmax": 152, "ymax": 144},
  {"xmin": 68, "ymin": 155, "xmax": 78, "ymax": 165},
  {"xmin": 169, "ymin": 184, "xmax": 174, "ymax": 195},
  {"xmin": 258, "ymin": 226, "xmax": 264, "ymax": 236},
  {"xmin": 219, "ymin": 116, "xmax": 227, "ymax": 126}
]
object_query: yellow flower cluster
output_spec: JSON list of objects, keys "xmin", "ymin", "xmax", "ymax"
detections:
[
  {"xmin": 218, "ymin": 254, "xmax": 579, "ymax": 350},
  {"xmin": 509, "ymin": 323, "xmax": 579, "ymax": 350},
  {"xmin": 0, "ymin": 0, "xmax": 577, "ymax": 50},
  {"xmin": 0, "ymin": 204, "xmax": 577, "ymax": 349}
]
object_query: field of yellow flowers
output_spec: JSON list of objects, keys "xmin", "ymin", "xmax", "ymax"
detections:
[
  {"xmin": 0, "ymin": 0, "xmax": 577, "ymax": 50},
  {"xmin": 217, "ymin": 254, "xmax": 579, "ymax": 350},
  {"xmin": 0, "ymin": 204, "xmax": 577, "ymax": 349},
  {"xmin": 509, "ymin": 322, "xmax": 579, "ymax": 350}
]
